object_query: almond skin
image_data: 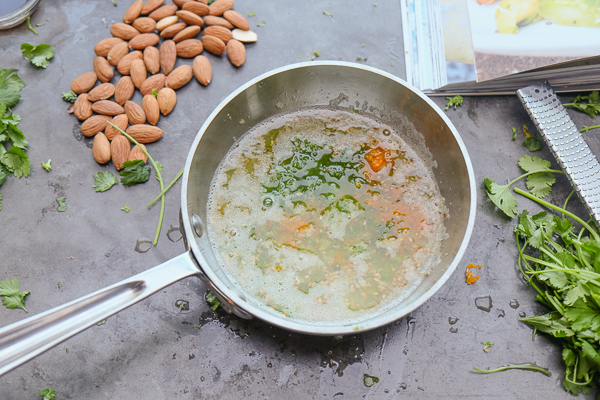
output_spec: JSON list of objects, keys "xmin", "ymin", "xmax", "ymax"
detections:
[
  {"xmin": 226, "ymin": 39, "xmax": 245, "ymax": 67},
  {"xmin": 81, "ymin": 115, "xmax": 110, "ymax": 137},
  {"xmin": 165, "ymin": 65, "xmax": 193, "ymax": 89},
  {"xmin": 93, "ymin": 132, "xmax": 112, "ymax": 164},
  {"xmin": 105, "ymin": 114, "xmax": 128, "ymax": 140},
  {"xmin": 94, "ymin": 37, "xmax": 125, "ymax": 57},
  {"xmin": 156, "ymin": 15, "xmax": 179, "ymax": 31},
  {"xmin": 223, "ymin": 10, "xmax": 249, "ymax": 30},
  {"xmin": 88, "ymin": 83, "xmax": 116, "ymax": 102},
  {"xmin": 115, "ymin": 76, "xmax": 135, "ymax": 105},
  {"xmin": 132, "ymin": 17, "xmax": 157, "ymax": 33},
  {"xmin": 203, "ymin": 25, "xmax": 232, "ymax": 43},
  {"xmin": 203, "ymin": 15, "xmax": 234, "ymax": 29},
  {"xmin": 74, "ymin": 93, "xmax": 93, "ymax": 120},
  {"xmin": 92, "ymin": 100, "xmax": 125, "ymax": 116},
  {"xmin": 128, "ymin": 143, "xmax": 148, "ymax": 163},
  {"xmin": 111, "ymin": 135, "xmax": 131, "ymax": 170},
  {"xmin": 130, "ymin": 59, "xmax": 147, "ymax": 89},
  {"xmin": 129, "ymin": 33, "xmax": 160, "ymax": 50},
  {"xmin": 71, "ymin": 72, "xmax": 97, "ymax": 94},
  {"xmin": 208, "ymin": 0, "xmax": 234, "ymax": 16},
  {"xmin": 93, "ymin": 56, "xmax": 114, "ymax": 83},
  {"xmin": 176, "ymin": 10, "xmax": 204, "ymax": 27},
  {"xmin": 172, "ymin": 25, "xmax": 201, "ymax": 43},
  {"xmin": 160, "ymin": 22, "xmax": 187, "ymax": 38},
  {"xmin": 173, "ymin": 0, "xmax": 196, "ymax": 7},
  {"xmin": 143, "ymin": 46, "xmax": 161, "ymax": 74},
  {"xmin": 159, "ymin": 40, "xmax": 177, "ymax": 75},
  {"xmin": 110, "ymin": 23, "xmax": 140, "ymax": 40},
  {"xmin": 124, "ymin": 100, "xmax": 147, "ymax": 125},
  {"xmin": 141, "ymin": 0, "xmax": 164, "ymax": 15},
  {"xmin": 126, "ymin": 124, "xmax": 164, "ymax": 143},
  {"xmin": 123, "ymin": 0, "xmax": 143, "ymax": 24},
  {"xmin": 182, "ymin": 2, "xmax": 209, "ymax": 16},
  {"xmin": 157, "ymin": 87, "xmax": 176, "ymax": 115},
  {"xmin": 107, "ymin": 41, "xmax": 130, "ymax": 66},
  {"xmin": 176, "ymin": 39, "xmax": 203, "ymax": 58},
  {"xmin": 117, "ymin": 50, "xmax": 143, "ymax": 75},
  {"xmin": 149, "ymin": 4, "xmax": 177, "ymax": 21},
  {"xmin": 140, "ymin": 74, "xmax": 166, "ymax": 95},
  {"xmin": 142, "ymin": 94, "xmax": 160, "ymax": 126},
  {"xmin": 201, "ymin": 35, "xmax": 225, "ymax": 55},
  {"xmin": 192, "ymin": 55, "xmax": 212, "ymax": 85}
]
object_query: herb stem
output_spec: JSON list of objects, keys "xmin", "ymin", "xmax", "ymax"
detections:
[
  {"xmin": 147, "ymin": 167, "xmax": 184, "ymax": 208},
  {"xmin": 473, "ymin": 365, "xmax": 550, "ymax": 376},
  {"xmin": 580, "ymin": 124, "xmax": 600, "ymax": 132},
  {"xmin": 26, "ymin": 16, "xmax": 38, "ymax": 35},
  {"xmin": 507, "ymin": 169, "xmax": 563, "ymax": 188}
]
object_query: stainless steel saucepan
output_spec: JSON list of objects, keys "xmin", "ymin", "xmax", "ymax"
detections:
[{"xmin": 0, "ymin": 61, "xmax": 476, "ymax": 376}]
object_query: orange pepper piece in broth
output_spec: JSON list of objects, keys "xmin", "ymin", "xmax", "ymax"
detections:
[{"xmin": 364, "ymin": 146, "xmax": 389, "ymax": 173}]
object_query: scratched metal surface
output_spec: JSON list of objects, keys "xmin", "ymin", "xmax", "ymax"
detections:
[{"xmin": 0, "ymin": 0, "xmax": 597, "ymax": 399}]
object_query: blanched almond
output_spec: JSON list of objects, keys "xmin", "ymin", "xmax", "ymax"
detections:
[
  {"xmin": 115, "ymin": 76, "xmax": 135, "ymax": 105},
  {"xmin": 231, "ymin": 28, "xmax": 257, "ymax": 43},
  {"xmin": 156, "ymin": 15, "xmax": 178, "ymax": 31}
]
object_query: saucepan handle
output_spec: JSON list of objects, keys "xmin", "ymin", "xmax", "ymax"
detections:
[{"xmin": 0, "ymin": 252, "xmax": 201, "ymax": 376}]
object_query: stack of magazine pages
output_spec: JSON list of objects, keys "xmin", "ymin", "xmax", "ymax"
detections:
[{"xmin": 401, "ymin": 0, "xmax": 600, "ymax": 95}]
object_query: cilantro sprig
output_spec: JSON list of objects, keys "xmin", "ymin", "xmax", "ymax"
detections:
[
  {"xmin": 445, "ymin": 95, "xmax": 463, "ymax": 111},
  {"xmin": 0, "ymin": 277, "xmax": 30, "ymax": 312},
  {"xmin": 564, "ymin": 91, "xmax": 600, "ymax": 118}
]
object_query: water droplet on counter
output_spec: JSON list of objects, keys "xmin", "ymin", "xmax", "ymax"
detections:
[
  {"xmin": 509, "ymin": 299, "xmax": 520, "ymax": 309},
  {"xmin": 167, "ymin": 225, "xmax": 183, "ymax": 242},
  {"xmin": 448, "ymin": 316, "xmax": 459, "ymax": 325},
  {"xmin": 399, "ymin": 382, "xmax": 407, "ymax": 390},
  {"xmin": 135, "ymin": 238, "xmax": 152, "ymax": 253},
  {"xmin": 383, "ymin": 129, "xmax": 391, "ymax": 136},
  {"xmin": 475, "ymin": 295, "xmax": 493, "ymax": 312},
  {"xmin": 497, "ymin": 309, "xmax": 505, "ymax": 318},
  {"xmin": 105, "ymin": 253, "xmax": 110, "ymax": 257},
  {"xmin": 519, "ymin": 311, "xmax": 526, "ymax": 318},
  {"xmin": 449, "ymin": 327, "xmax": 458, "ymax": 333}
]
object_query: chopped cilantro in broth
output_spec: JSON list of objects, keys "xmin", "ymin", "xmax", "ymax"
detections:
[{"xmin": 206, "ymin": 108, "xmax": 447, "ymax": 323}]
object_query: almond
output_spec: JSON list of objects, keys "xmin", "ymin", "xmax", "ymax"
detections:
[
  {"xmin": 105, "ymin": 114, "xmax": 128, "ymax": 140},
  {"xmin": 124, "ymin": 100, "xmax": 147, "ymax": 125},
  {"xmin": 93, "ymin": 132, "xmax": 112, "ymax": 164},
  {"xmin": 110, "ymin": 23, "xmax": 140, "ymax": 40},
  {"xmin": 192, "ymin": 55, "xmax": 212, "ymax": 85},
  {"xmin": 156, "ymin": 15, "xmax": 179, "ymax": 31},
  {"xmin": 129, "ymin": 33, "xmax": 160, "ymax": 50},
  {"xmin": 203, "ymin": 25, "xmax": 232, "ymax": 43},
  {"xmin": 123, "ymin": 0, "xmax": 143, "ymax": 24},
  {"xmin": 128, "ymin": 143, "xmax": 148, "ymax": 163},
  {"xmin": 231, "ymin": 28, "xmax": 257, "ymax": 43},
  {"xmin": 226, "ymin": 39, "xmax": 245, "ymax": 67},
  {"xmin": 201, "ymin": 35, "xmax": 225, "ymax": 55},
  {"xmin": 71, "ymin": 71, "xmax": 97, "ymax": 94},
  {"xmin": 176, "ymin": 10, "xmax": 204, "ymax": 27},
  {"xmin": 107, "ymin": 41, "xmax": 130, "ymax": 66},
  {"xmin": 130, "ymin": 59, "xmax": 147, "ymax": 89},
  {"xmin": 88, "ymin": 83, "xmax": 116, "ymax": 102},
  {"xmin": 223, "ymin": 10, "xmax": 249, "ymax": 30},
  {"xmin": 111, "ymin": 135, "xmax": 131, "ymax": 170},
  {"xmin": 172, "ymin": 25, "xmax": 201, "ymax": 43},
  {"xmin": 149, "ymin": 4, "xmax": 177, "ymax": 21},
  {"xmin": 94, "ymin": 37, "xmax": 125, "ymax": 57},
  {"xmin": 74, "ymin": 93, "xmax": 93, "ymax": 120},
  {"xmin": 117, "ymin": 50, "xmax": 143, "ymax": 75},
  {"xmin": 141, "ymin": 0, "xmax": 164, "ymax": 15},
  {"xmin": 140, "ymin": 74, "xmax": 166, "ymax": 95},
  {"xmin": 166, "ymin": 65, "xmax": 193, "ymax": 89},
  {"xmin": 126, "ymin": 124, "xmax": 164, "ymax": 143},
  {"xmin": 182, "ymin": 1, "xmax": 210, "ymax": 16},
  {"xmin": 159, "ymin": 40, "xmax": 177, "ymax": 74},
  {"xmin": 157, "ymin": 87, "xmax": 177, "ymax": 115},
  {"xmin": 160, "ymin": 22, "xmax": 187, "ymax": 38},
  {"xmin": 132, "ymin": 17, "xmax": 157, "ymax": 33},
  {"xmin": 93, "ymin": 56, "xmax": 114, "ymax": 83},
  {"xmin": 176, "ymin": 39, "xmax": 203, "ymax": 58},
  {"xmin": 197, "ymin": 0, "xmax": 208, "ymax": 4},
  {"xmin": 143, "ymin": 46, "xmax": 161, "ymax": 74},
  {"xmin": 142, "ymin": 94, "xmax": 160, "ymax": 126},
  {"xmin": 81, "ymin": 115, "xmax": 110, "ymax": 137},
  {"xmin": 115, "ymin": 76, "xmax": 135, "ymax": 105},
  {"xmin": 173, "ymin": 0, "xmax": 196, "ymax": 7},
  {"xmin": 208, "ymin": 0, "xmax": 234, "ymax": 16},
  {"xmin": 203, "ymin": 15, "xmax": 234, "ymax": 29},
  {"xmin": 93, "ymin": 100, "xmax": 125, "ymax": 116}
]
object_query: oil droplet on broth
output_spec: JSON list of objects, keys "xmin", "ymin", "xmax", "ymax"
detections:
[
  {"xmin": 135, "ymin": 238, "xmax": 152, "ymax": 253},
  {"xmin": 475, "ymin": 295, "xmax": 493, "ymax": 312},
  {"xmin": 509, "ymin": 299, "xmax": 520, "ymax": 309}
]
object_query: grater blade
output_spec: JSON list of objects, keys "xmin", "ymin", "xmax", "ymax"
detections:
[{"xmin": 517, "ymin": 81, "xmax": 600, "ymax": 224}]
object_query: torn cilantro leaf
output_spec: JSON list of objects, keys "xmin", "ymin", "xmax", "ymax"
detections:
[
  {"xmin": 93, "ymin": 171, "xmax": 118, "ymax": 192},
  {"xmin": 0, "ymin": 146, "xmax": 31, "ymax": 178},
  {"xmin": 445, "ymin": 95, "xmax": 463, "ymax": 111},
  {"xmin": 0, "ymin": 277, "xmax": 30, "ymax": 312},
  {"xmin": 62, "ymin": 90, "xmax": 77, "ymax": 103},
  {"xmin": 0, "ymin": 68, "xmax": 26, "ymax": 108},
  {"xmin": 56, "ymin": 197, "xmax": 66, "ymax": 212},
  {"xmin": 20, "ymin": 43, "xmax": 54, "ymax": 68},
  {"xmin": 484, "ymin": 177, "xmax": 518, "ymax": 218},
  {"xmin": 41, "ymin": 159, "xmax": 51, "ymax": 171},
  {"xmin": 511, "ymin": 127, "xmax": 517, "ymax": 141},
  {"xmin": 205, "ymin": 290, "xmax": 221, "ymax": 311},
  {"xmin": 39, "ymin": 389, "xmax": 56, "ymax": 400},
  {"xmin": 523, "ymin": 135, "xmax": 543, "ymax": 152},
  {"xmin": 120, "ymin": 159, "xmax": 151, "ymax": 186}
]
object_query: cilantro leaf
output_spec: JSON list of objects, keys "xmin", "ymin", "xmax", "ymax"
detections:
[
  {"xmin": 56, "ymin": 197, "xmax": 66, "ymax": 212},
  {"xmin": 0, "ymin": 146, "xmax": 31, "ymax": 178},
  {"xmin": 523, "ymin": 135, "xmax": 543, "ymax": 152},
  {"xmin": 518, "ymin": 155, "xmax": 552, "ymax": 173},
  {"xmin": 39, "ymin": 388, "xmax": 56, "ymax": 400},
  {"xmin": 526, "ymin": 172, "xmax": 555, "ymax": 198},
  {"xmin": 205, "ymin": 290, "xmax": 221, "ymax": 311},
  {"xmin": 93, "ymin": 171, "xmax": 118, "ymax": 192},
  {"xmin": 20, "ymin": 43, "xmax": 54, "ymax": 68},
  {"xmin": 0, "ymin": 68, "xmax": 26, "ymax": 108},
  {"xmin": 521, "ymin": 312, "xmax": 574, "ymax": 338},
  {"xmin": 120, "ymin": 159, "xmax": 150, "ymax": 186},
  {"xmin": 484, "ymin": 177, "xmax": 518, "ymax": 218},
  {"xmin": 62, "ymin": 90, "xmax": 77, "ymax": 103},
  {"xmin": 0, "ymin": 277, "xmax": 30, "ymax": 312},
  {"xmin": 564, "ymin": 91, "xmax": 600, "ymax": 118},
  {"xmin": 41, "ymin": 159, "xmax": 51, "ymax": 171}
]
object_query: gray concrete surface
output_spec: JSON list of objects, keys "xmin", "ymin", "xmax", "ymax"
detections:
[{"xmin": 0, "ymin": 0, "xmax": 598, "ymax": 399}]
